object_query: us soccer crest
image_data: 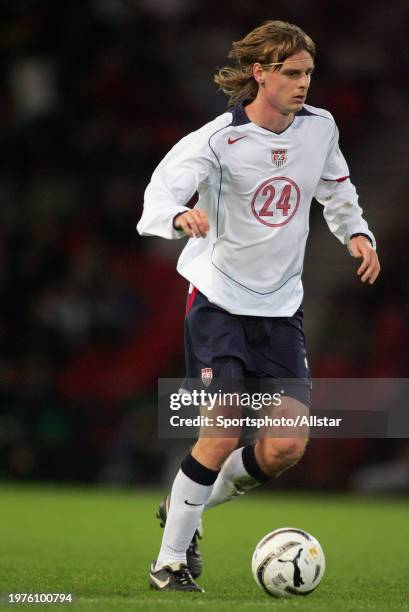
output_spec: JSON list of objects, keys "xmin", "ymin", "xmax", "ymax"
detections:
[
  {"xmin": 201, "ymin": 367, "xmax": 213, "ymax": 387},
  {"xmin": 271, "ymin": 149, "xmax": 287, "ymax": 167}
]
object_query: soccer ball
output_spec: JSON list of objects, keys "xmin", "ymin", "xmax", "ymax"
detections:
[{"xmin": 251, "ymin": 527, "xmax": 325, "ymax": 597}]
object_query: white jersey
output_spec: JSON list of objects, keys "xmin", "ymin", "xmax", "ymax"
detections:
[{"xmin": 137, "ymin": 102, "xmax": 375, "ymax": 316}]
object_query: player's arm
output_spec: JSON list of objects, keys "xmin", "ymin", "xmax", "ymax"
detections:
[
  {"xmin": 136, "ymin": 119, "xmax": 223, "ymax": 240},
  {"xmin": 314, "ymin": 125, "xmax": 380, "ymax": 284}
]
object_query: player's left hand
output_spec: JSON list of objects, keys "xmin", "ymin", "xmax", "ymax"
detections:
[{"xmin": 348, "ymin": 235, "xmax": 380, "ymax": 284}]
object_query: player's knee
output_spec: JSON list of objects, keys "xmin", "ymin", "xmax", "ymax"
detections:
[
  {"xmin": 260, "ymin": 437, "xmax": 308, "ymax": 471},
  {"xmin": 193, "ymin": 437, "xmax": 239, "ymax": 469}
]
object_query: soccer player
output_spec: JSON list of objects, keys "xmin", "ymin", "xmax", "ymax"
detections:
[{"xmin": 137, "ymin": 20, "xmax": 380, "ymax": 592}]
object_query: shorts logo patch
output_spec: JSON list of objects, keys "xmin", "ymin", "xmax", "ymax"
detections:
[{"xmin": 201, "ymin": 367, "xmax": 213, "ymax": 387}]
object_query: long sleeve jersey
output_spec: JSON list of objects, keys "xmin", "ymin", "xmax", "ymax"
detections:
[{"xmin": 137, "ymin": 102, "xmax": 375, "ymax": 316}]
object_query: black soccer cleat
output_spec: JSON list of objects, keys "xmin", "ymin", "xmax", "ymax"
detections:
[
  {"xmin": 156, "ymin": 495, "xmax": 203, "ymax": 579},
  {"xmin": 149, "ymin": 561, "xmax": 204, "ymax": 592}
]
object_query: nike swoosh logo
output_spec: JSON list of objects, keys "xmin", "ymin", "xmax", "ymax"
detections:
[
  {"xmin": 228, "ymin": 136, "xmax": 247, "ymax": 145},
  {"xmin": 184, "ymin": 499, "xmax": 205, "ymax": 506},
  {"xmin": 150, "ymin": 573, "xmax": 170, "ymax": 589}
]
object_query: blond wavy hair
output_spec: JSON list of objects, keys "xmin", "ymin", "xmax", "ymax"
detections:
[{"xmin": 214, "ymin": 21, "xmax": 315, "ymax": 106}]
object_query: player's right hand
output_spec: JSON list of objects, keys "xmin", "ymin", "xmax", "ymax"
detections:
[{"xmin": 174, "ymin": 209, "xmax": 209, "ymax": 238}]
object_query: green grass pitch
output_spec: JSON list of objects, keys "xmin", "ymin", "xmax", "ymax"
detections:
[{"xmin": 0, "ymin": 485, "xmax": 408, "ymax": 611}]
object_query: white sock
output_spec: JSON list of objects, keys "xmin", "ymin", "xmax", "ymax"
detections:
[
  {"xmin": 205, "ymin": 446, "xmax": 268, "ymax": 510},
  {"xmin": 155, "ymin": 455, "xmax": 218, "ymax": 570}
]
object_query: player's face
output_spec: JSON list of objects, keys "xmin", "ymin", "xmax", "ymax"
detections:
[{"xmin": 262, "ymin": 50, "xmax": 314, "ymax": 115}]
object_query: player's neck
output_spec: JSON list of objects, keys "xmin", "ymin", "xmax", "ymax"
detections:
[{"xmin": 244, "ymin": 98, "xmax": 294, "ymax": 134}]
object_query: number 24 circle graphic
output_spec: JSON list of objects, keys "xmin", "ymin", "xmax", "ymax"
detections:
[{"xmin": 251, "ymin": 177, "xmax": 300, "ymax": 227}]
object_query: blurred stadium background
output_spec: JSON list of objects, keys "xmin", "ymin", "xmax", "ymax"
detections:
[{"xmin": 0, "ymin": 0, "xmax": 408, "ymax": 494}]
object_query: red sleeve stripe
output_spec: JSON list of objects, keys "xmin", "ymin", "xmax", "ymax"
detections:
[{"xmin": 322, "ymin": 175, "xmax": 350, "ymax": 183}]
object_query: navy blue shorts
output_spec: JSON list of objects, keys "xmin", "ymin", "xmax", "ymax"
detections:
[{"xmin": 183, "ymin": 290, "xmax": 311, "ymax": 407}]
